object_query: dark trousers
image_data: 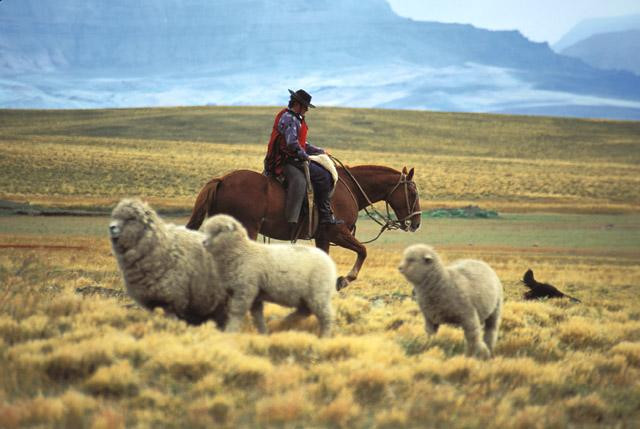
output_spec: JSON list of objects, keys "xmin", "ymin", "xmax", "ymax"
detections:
[{"xmin": 283, "ymin": 161, "xmax": 334, "ymax": 223}]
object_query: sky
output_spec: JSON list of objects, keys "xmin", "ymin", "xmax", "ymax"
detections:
[{"xmin": 386, "ymin": 0, "xmax": 640, "ymax": 44}]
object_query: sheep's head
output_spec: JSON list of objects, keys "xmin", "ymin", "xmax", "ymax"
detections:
[
  {"xmin": 398, "ymin": 244, "xmax": 440, "ymax": 284},
  {"xmin": 109, "ymin": 198, "xmax": 157, "ymax": 253},
  {"xmin": 201, "ymin": 214, "xmax": 248, "ymax": 251}
]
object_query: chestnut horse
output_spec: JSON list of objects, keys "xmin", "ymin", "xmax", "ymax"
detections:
[{"xmin": 186, "ymin": 164, "xmax": 422, "ymax": 289}]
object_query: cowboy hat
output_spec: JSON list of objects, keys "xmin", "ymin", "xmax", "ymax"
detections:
[{"xmin": 288, "ymin": 89, "xmax": 315, "ymax": 108}]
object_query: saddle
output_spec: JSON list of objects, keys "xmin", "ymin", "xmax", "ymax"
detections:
[
  {"xmin": 266, "ymin": 154, "xmax": 338, "ymax": 241},
  {"xmin": 264, "ymin": 174, "xmax": 318, "ymax": 241},
  {"xmin": 309, "ymin": 154, "xmax": 338, "ymax": 191},
  {"xmin": 293, "ymin": 201, "xmax": 320, "ymax": 241},
  {"xmin": 295, "ymin": 154, "xmax": 338, "ymax": 240}
]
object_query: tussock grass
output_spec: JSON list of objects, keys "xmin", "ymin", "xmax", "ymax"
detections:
[
  {"xmin": 1, "ymin": 106, "xmax": 639, "ymax": 427},
  {"xmin": 1, "ymin": 229, "xmax": 639, "ymax": 428}
]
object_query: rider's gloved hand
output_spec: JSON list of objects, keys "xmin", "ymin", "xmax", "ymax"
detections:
[{"xmin": 298, "ymin": 152, "xmax": 310, "ymax": 162}]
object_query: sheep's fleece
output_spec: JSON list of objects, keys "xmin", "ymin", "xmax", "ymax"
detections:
[
  {"xmin": 109, "ymin": 198, "xmax": 227, "ymax": 326},
  {"xmin": 398, "ymin": 244, "xmax": 503, "ymax": 359},
  {"xmin": 202, "ymin": 214, "xmax": 336, "ymax": 337}
]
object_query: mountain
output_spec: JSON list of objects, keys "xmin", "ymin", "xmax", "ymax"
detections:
[
  {"xmin": 0, "ymin": 0, "xmax": 573, "ymax": 73},
  {"xmin": 560, "ymin": 30, "xmax": 640, "ymax": 76},
  {"xmin": 553, "ymin": 14, "xmax": 640, "ymax": 52},
  {"xmin": 2, "ymin": 0, "xmax": 640, "ymax": 119}
]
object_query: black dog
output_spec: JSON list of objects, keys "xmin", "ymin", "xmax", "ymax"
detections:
[{"xmin": 522, "ymin": 269, "xmax": 581, "ymax": 302}]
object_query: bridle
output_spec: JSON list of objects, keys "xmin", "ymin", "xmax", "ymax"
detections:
[
  {"xmin": 330, "ymin": 155, "xmax": 422, "ymax": 244},
  {"xmin": 385, "ymin": 171, "xmax": 422, "ymax": 227}
]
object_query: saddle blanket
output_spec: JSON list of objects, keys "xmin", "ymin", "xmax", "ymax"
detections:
[{"xmin": 308, "ymin": 154, "xmax": 338, "ymax": 187}]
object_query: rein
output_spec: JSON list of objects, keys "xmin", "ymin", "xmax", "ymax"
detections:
[{"xmin": 329, "ymin": 155, "xmax": 422, "ymax": 244}]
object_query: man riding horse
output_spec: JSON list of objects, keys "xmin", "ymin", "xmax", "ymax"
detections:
[
  {"xmin": 186, "ymin": 90, "xmax": 422, "ymax": 289},
  {"xmin": 264, "ymin": 89, "xmax": 342, "ymax": 240}
]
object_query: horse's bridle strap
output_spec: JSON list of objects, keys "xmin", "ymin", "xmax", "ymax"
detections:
[{"xmin": 329, "ymin": 155, "xmax": 421, "ymax": 243}]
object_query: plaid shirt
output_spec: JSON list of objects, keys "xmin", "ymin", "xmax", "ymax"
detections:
[{"xmin": 278, "ymin": 110, "xmax": 324, "ymax": 161}]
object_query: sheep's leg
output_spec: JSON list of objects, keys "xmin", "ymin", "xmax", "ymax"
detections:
[
  {"xmin": 315, "ymin": 305, "xmax": 333, "ymax": 338},
  {"xmin": 306, "ymin": 298, "xmax": 333, "ymax": 338},
  {"xmin": 324, "ymin": 224, "xmax": 367, "ymax": 290},
  {"xmin": 483, "ymin": 305, "xmax": 501, "ymax": 354},
  {"xmin": 425, "ymin": 319, "xmax": 439, "ymax": 335},
  {"xmin": 415, "ymin": 296, "xmax": 439, "ymax": 335},
  {"xmin": 250, "ymin": 300, "xmax": 267, "ymax": 334},
  {"xmin": 225, "ymin": 287, "xmax": 258, "ymax": 333},
  {"xmin": 462, "ymin": 316, "xmax": 491, "ymax": 360}
]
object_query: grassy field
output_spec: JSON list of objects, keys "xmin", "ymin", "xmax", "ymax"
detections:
[
  {"xmin": 1, "ymin": 215, "xmax": 639, "ymax": 428},
  {"xmin": 1, "ymin": 107, "xmax": 640, "ymax": 428},
  {"xmin": 1, "ymin": 106, "xmax": 639, "ymax": 212}
]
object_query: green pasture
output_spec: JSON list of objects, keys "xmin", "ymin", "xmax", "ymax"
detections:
[
  {"xmin": 357, "ymin": 213, "xmax": 640, "ymax": 256},
  {"xmin": 2, "ymin": 213, "xmax": 638, "ymax": 259}
]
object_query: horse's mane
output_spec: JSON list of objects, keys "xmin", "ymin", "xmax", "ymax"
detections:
[{"xmin": 336, "ymin": 164, "xmax": 400, "ymax": 175}]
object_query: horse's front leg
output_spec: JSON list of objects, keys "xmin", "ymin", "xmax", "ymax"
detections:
[
  {"xmin": 242, "ymin": 218, "xmax": 263, "ymax": 241},
  {"xmin": 321, "ymin": 224, "xmax": 367, "ymax": 291},
  {"xmin": 246, "ymin": 227, "xmax": 259, "ymax": 241},
  {"xmin": 315, "ymin": 233, "xmax": 331, "ymax": 253}
]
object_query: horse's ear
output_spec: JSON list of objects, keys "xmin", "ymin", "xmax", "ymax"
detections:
[
  {"xmin": 402, "ymin": 166, "xmax": 408, "ymax": 175},
  {"xmin": 407, "ymin": 168, "xmax": 414, "ymax": 181}
]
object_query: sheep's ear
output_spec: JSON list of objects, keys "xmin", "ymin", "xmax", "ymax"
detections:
[
  {"xmin": 407, "ymin": 168, "xmax": 414, "ymax": 181},
  {"xmin": 226, "ymin": 221, "xmax": 236, "ymax": 232},
  {"xmin": 423, "ymin": 255, "xmax": 433, "ymax": 264}
]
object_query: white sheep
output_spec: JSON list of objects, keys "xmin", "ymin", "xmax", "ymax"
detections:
[
  {"xmin": 398, "ymin": 244, "xmax": 503, "ymax": 359},
  {"xmin": 109, "ymin": 198, "xmax": 227, "ymax": 327},
  {"xmin": 201, "ymin": 214, "xmax": 336, "ymax": 337}
]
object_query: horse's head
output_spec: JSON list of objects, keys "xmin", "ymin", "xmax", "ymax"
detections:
[{"xmin": 386, "ymin": 167, "xmax": 422, "ymax": 232}]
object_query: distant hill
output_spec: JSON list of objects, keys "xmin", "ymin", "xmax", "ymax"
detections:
[
  {"xmin": 0, "ymin": 0, "xmax": 575, "ymax": 73},
  {"xmin": 560, "ymin": 30, "xmax": 640, "ymax": 76},
  {"xmin": 2, "ymin": 0, "xmax": 640, "ymax": 119},
  {"xmin": 553, "ymin": 14, "xmax": 640, "ymax": 52}
]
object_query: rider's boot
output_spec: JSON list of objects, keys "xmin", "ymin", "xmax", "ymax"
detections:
[
  {"xmin": 318, "ymin": 193, "xmax": 344, "ymax": 225},
  {"xmin": 288, "ymin": 221, "xmax": 299, "ymax": 242}
]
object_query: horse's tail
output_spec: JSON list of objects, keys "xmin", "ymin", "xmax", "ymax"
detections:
[{"xmin": 186, "ymin": 178, "xmax": 221, "ymax": 230}]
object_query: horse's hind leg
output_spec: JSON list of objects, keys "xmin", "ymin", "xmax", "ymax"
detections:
[{"xmin": 323, "ymin": 224, "xmax": 367, "ymax": 291}]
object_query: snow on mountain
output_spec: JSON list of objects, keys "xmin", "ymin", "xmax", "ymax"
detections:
[{"xmin": 2, "ymin": 0, "xmax": 640, "ymax": 119}]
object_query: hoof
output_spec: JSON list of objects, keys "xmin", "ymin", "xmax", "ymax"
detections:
[{"xmin": 336, "ymin": 276, "xmax": 350, "ymax": 291}]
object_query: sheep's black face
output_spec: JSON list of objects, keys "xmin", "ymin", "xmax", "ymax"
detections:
[{"xmin": 109, "ymin": 201, "xmax": 151, "ymax": 253}]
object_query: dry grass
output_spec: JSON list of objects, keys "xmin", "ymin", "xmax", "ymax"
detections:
[
  {"xmin": 1, "ymin": 106, "xmax": 639, "ymax": 213},
  {"xmin": 1, "ymin": 106, "xmax": 639, "ymax": 427},
  {"xmin": 1, "ymin": 225, "xmax": 639, "ymax": 428}
]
